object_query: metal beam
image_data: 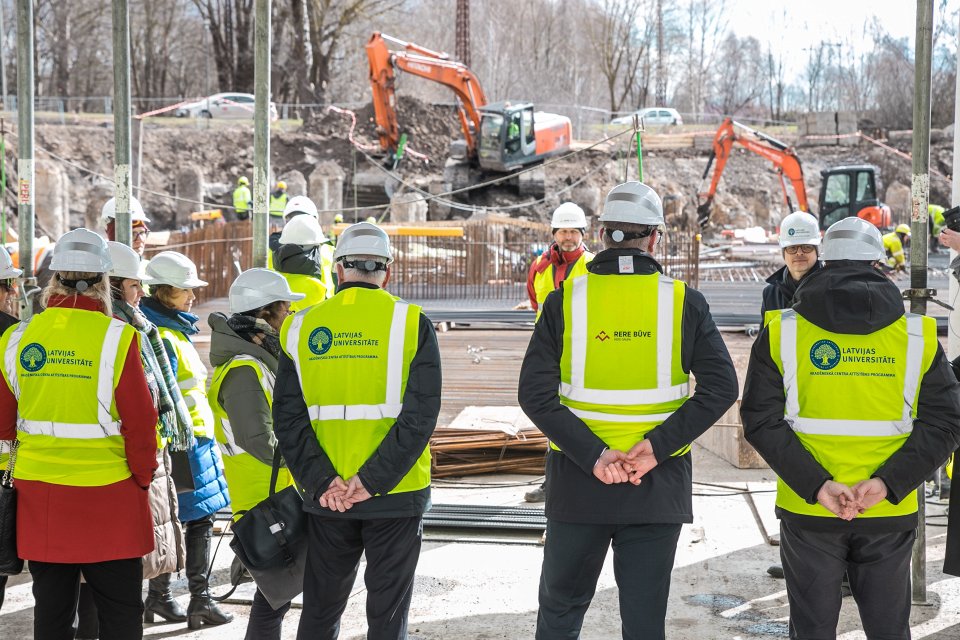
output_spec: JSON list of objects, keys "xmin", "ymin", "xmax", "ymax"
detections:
[
  {"xmin": 112, "ymin": 0, "xmax": 132, "ymax": 247},
  {"xmin": 16, "ymin": 0, "xmax": 34, "ymax": 319},
  {"xmin": 252, "ymin": 0, "xmax": 271, "ymax": 268}
]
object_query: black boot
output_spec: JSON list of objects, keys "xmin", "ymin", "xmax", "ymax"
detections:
[
  {"xmin": 185, "ymin": 517, "xmax": 233, "ymax": 630},
  {"xmin": 144, "ymin": 572, "xmax": 187, "ymax": 623}
]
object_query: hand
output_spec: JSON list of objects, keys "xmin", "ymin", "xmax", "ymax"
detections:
[
  {"xmin": 852, "ymin": 478, "xmax": 888, "ymax": 513},
  {"xmin": 940, "ymin": 228, "xmax": 960, "ymax": 252},
  {"xmin": 592, "ymin": 449, "xmax": 629, "ymax": 484},
  {"xmin": 343, "ymin": 475, "xmax": 372, "ymax": 506},
  {"xmin": 318, "ymin": 476, "xmax": 349, "ymax": 512},
  {"xmin": 624, "ymin": 439, "xmax": 658, "ymax": 485},
  {"xmin": 817, "ymin": 480, "xmax": 857, "ymax": 520}
]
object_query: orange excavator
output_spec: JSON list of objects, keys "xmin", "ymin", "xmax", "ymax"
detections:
[
  {"xmin": 366, "ymin": 32, "xmax": 572, "ymax": 196},
  {"xmin": 697, "ymin": 118, "xmax": 891, "ymax": 231}
]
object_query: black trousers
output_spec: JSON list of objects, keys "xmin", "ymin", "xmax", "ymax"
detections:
[
  {"xmin": 536, "ymin": 520, "xmax": 682, "ymax": 640},
  {"xmin": 296, "ymin": 514, "xmax": 422, "ymax": 640},
  {"xmin": 780, "ymin": 520, "xmax": 914, "ymax": 640},
  {"xmin": 244, "ymin": 587, "xmax": 291, "ymax": 640},
  {"xmin": 30, "ymin": 557, "xmax": 144, "ymax": 640}
]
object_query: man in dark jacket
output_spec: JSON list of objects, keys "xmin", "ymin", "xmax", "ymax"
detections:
[
  {"xmin": 742, "ymin": 217, "xmax": 960, "ymax": 639},
  {"xmin": 760, "ymin": 210, "xmax": 822, "ymax": 324},
  {"xmin": 273, "ymin": 222, "xmax": 441, "ymax": 639},
  {"xmin": 519, "ymin": 182, "xmax": 738, "ymax": 640}
]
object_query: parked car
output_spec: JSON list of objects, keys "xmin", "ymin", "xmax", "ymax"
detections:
[
  {"xmin": 610, "ymin": 107, "xmax": 683, "ymax": 126},
  {"xmin": 175, "ymin": 93, "xmax": 279, "ymax": 120}
]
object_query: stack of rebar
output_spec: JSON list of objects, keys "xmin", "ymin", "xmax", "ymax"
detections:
[{"xmin": 430, "ymin": 427, "xmax": 547, "ymax": 477}]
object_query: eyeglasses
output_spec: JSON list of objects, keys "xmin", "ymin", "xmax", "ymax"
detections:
[
  {"xmin": 784, "ymin": 245, "xmax": 817, "ymax": 255},
  {"xmin": 0, "ymin": 280, "xmax": 14, "ymax": 292},
  {"xmin": 132, "ymin": 230, "xmax": 149, "ymax": 240}
]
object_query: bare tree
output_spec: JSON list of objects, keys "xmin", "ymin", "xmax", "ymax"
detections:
[
  {"xmin": 803, "ymin": 42, "xmax": 826, "ymax": 112},
  {"xmin": 587, "ymin": 0, "xmax": 653, "ymax": 114},
  {"xmin": 713, "ymin": 33, "xmax": 763, "ymax": 115},
  {"xmin": 191, "ymin": 0, "xmax": 255, "ymax": 93}
]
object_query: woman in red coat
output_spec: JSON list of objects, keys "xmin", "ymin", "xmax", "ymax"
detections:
[{"xmin": 0, "ymin": 229, "xmax": 158, "ymax": 639}]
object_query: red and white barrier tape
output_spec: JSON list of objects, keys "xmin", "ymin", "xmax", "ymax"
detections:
[{"xmin": 326, "ymin": 105, "xmax": 429, "ymax": 161}]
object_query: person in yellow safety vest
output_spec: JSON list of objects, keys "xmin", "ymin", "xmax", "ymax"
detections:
[
  {"xmin": 742, "ymin": 216, "xmax": 960, "ymax": 639},
  {"xmin": 233, "ymin": 176, "xmax": 252, "ymax": 221},
  {"xmin": 929, "ymin": 204, "xmax": 946, "ymax": 253},
  {"xmin": 882, "ymin": 223, "xmax": 910, "ymax": 271},
  {"xmin": 760, "ymin": 211, "xmax": 822, "ymax": 327},
  {"xmin": 518, "ymin": 182, "xmax": 739, "ymax": 639},
  {"xmin": 269, "ymin": 181, "xmax": 288, "ymax": 220},
  {"xmin": 208, "ymin": 268, "xmax": 304, "ymax": 638},
  {"xmin": 268, "ymin": 196, "xmax": 335, "ymax": 291},
  {"xmin": 272, "ymin": 215, "xmax": 333, "ymax": 313},
  {"xmin": 526, "ymin": 202, "xmax": 595, "ymax": 320},
  {"xmin": 273, "ymin": 222, "xmax": 442, "ymax": 639},
  {"xmin": 0, "ymin": 228, "xmax": 160, "ymax": 639},
  {"xmin": 0, "ymin": 246, "xmax": 22, "ymax": 611},
  {"xmin": 140, "ymin": 251, "xmax": 233, "ymax": 630}
]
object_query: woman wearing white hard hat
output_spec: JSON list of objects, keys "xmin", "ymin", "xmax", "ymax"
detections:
[
  {"xmin": 760, "ymin": 211, "xmax": 822, "ymax": 325},
  {"xmin": 208, "ymin": 268, "xmax": 304, "ymax": 638},
  {"xmin": 140, "ymin": 251, "xmax": 234, "ymax": 629},
  {"xmin": 273, "ymin": 215, "xmax": 334, "ymax": 310},
  {"xmin": 106, "ymin": 242, "xmax": 194, "ymax": 624},
  {"xmin": 0, "ymin": 228, "xmax": 159, "ymax": 638}
]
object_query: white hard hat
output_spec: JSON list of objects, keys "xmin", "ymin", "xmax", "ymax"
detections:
[
  {"xmin": 143, "ymin": 251, "xmax": 207, "ymax": 288},
  {"xmin": 779, "ymin": 211, "xmax": 821, "ymax": 248},
  {"xmin": 50, "ymin": 228, "xmax": 113, "ymax": 273},
  {"xmin": 820, "ymin": 217, "xmax": 885, "ymax": 262},
  {"xmin": 279, "ymin": 215, "xmax": 326, "ymax": 247},
  {"xmin": 283, "ymin": 195, "xmax": 319, "ymax": 219},
  {"xmin": 333, "ymin": 222, "xmax": 393, "ymax": 263},
  {"xmin": 599, "ymin": 182, "xmax": 664, "ymax": 226},
  {"xmin": 101, "ymin": 196, "xmax": 150, "ymax": 223},
  {"xmin": 229, "ymin": 268, "xmax": 305, "ymax": 314},
  {"xmin": 551, "ymin": 202, "xmax": 587, "ymax": 229},
  {"xmin": 0, "ymin": 248, "xmax": 21, "ymax": 280},
  {"xmin": 107, "ymin": 241, "xmax": 146, "ymax": 281}
]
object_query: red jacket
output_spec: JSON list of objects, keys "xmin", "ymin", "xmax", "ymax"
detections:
[
  {"xmin": 0, "ymin": 295, "xmax": 159, "ymax": 563},
  {"xmin": 526, "ymin": 243, "xmax": 588, "ymax": 310}
]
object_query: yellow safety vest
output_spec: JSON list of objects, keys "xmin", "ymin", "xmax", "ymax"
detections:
[
  {"xmin": 319, "ymin": 244, "xmax": 335, "ymax": 297},
  {"xmin": 209, "ymin": 355, "xmax": 293, "ymax": 516},
  {"xmin": 767, "ymin": 310, "xmax": 937, "ymax": 519},
  {"xmin": 269, "ymin": 193, "xmax": 288, "ymax": 218},
  {"xmin": 158, "ymin": 327, "xmax": 214, "ymax": 438},
  {"xmin": 558, "ymin": 273, "xmax": 690, "ymax": 455},
  {"xmin": 532, "ymin": 250, "xmax": 594, "ymax": 317},
  {"xmin": 280, "ymin": 286, "xmax": 429, "ymax": 494},
  {"xmin": 882, "ymin": 232, "xmax": 905, "ymax": 267},
  {"xmin": 0, "ymin": 308, "xmax": 137, "ymax": 486},
  {"xmin": 282, "ymin": 273, "xmax": 328, "ymax": 313},
  {"xmin": 233, "ymin": 185, "xmax": 251, "ymax": 216}
]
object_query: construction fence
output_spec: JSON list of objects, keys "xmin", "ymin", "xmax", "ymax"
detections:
[{"xmin": 144, "ymin": 217, "xmax": 701, "ymax": 306}]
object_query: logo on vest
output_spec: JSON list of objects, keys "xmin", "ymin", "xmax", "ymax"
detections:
[
  {"xmin": 810, "ymin": 339, "xmax": 841, "ymax": 370},
  {"xmin": 308, "ymin": 327, "xmax": 333, "ymax": 356},
  {"xmin": 20, "ymin": 343, "xmax": 46, "ymax": 372},
  {"xmin": 595, "ymin": 331, "xmax": 610, "ymax": 342}
]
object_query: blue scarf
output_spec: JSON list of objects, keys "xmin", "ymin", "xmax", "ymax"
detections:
[{"xmin": 140, "ymin": 295, "xmax": 200, "ymax": 338}]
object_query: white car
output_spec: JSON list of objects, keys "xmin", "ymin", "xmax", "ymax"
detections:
[
  {"xmin": 611, "ymin": 107, "xmax": 683, "ymax": 126},
  {"xmin": 175, "ymin": 93, "xmax": 279, "ymax": 120}
]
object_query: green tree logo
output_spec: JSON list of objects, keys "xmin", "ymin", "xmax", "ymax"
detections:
[
  {"xmin": 809, "ymin": 339, "xmax": 841, "ymax": 371},
  {"xmin": 308, "ymin": 327, "xmax": 333, "ymax": 356},
  {"xmin": 19, "ymin": 343, "xmax": 47, "ymax": 372}
]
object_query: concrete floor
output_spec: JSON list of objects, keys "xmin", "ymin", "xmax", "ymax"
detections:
[{"xmin": 2, "ymin": 443, "xmax": 958, "ymax": 639}]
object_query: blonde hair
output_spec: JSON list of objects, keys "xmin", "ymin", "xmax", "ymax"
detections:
[
  {"xmin": 41, "ymin": 271, "xmax": 113, "ymax": 316},
  {"xmin": 151, "ymin": 284, "xmax": 182, "ymax": 309}
]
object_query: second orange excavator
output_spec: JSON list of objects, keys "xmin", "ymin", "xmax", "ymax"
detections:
[{"xmin": 366, "ymin": 32, "xmax": 572, "ymax": 197}]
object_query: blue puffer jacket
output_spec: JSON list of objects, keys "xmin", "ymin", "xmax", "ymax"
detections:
[{"xmin": 141, "ymin": 296, "xmax": 230, "ymax": 522}]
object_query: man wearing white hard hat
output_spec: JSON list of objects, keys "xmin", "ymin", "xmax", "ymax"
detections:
[
  {"xmin": 272, "ymin": 214, "xmax": 335, "ymax": 309},
  {"xmin": 742, "ymin": 217, "xmax": 960, "ymax": 640},
  {"xmin": 518, "ymin": 182, "xmax": 738, "ymax": 639},
  {"xmin": 761, "ymin": 211, "xmax": 822, "ymax": 325},
  {"xmin": 273, "ymin": 222, "xmax": 441, "ymax": 639},
  {"xmin": 103, "ymin": 195, "xmax": 152, "ymax": 256},
  {"xmin": 208, "ymin": 268, "xmax": 304, "ymax": 637},
  {"xmin": 526, "ymin": 202, "xmax": 594, "ymax": 318}
]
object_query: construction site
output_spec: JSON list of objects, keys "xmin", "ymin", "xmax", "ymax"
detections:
[{"xmin": 2, "ymin": 0, "xmax": 960, "ymax": 639}]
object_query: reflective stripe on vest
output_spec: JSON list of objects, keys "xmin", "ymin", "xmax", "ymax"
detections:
[
  {"xmin": 4, "ymin": 317, "xmax": 125, "ymax": 438},
  {"xmin": 533, "ymin": 251, "xmax": 593, "ymax": 317},
  {"xmin": 159, "ymin": 327, "xmax": 213, "ymax": 437},
  {"xmin": 211, "ymin": 355, "xmax": 275, "ymax": 458},
  {"xmin": 560, "ymin": 274, "xmax": 689, "ymax": 406},
  {"xmin": 779, "ymin": 310, "xmax": 923, "ymax": 437}
]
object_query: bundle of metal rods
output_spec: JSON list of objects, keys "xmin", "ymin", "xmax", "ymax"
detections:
[{"xmin": 430, "ymin": 427, "xmax": 548, "ymax": 477}]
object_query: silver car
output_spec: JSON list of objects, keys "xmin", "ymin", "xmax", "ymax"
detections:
[
  {"xmin": 611, "ymin": 107, "xmax": 683, "ymax": 126},
  {"xmin": 175, "ymin": 93, "xmax": 279, "ymax": 120}
]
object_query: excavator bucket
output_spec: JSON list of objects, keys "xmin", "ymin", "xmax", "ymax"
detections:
[{"xmin": 696, "ymin": 202, "xmax": 712, "ymax": 229}]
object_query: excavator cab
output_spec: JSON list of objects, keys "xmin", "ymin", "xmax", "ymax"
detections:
[
  {"xmin": 818, "ymin": 165, "xmax": 891, "ymax": 231},
  {"xmin": 478, "ymin": 102, "xmax": 538, "ymax": 172}
]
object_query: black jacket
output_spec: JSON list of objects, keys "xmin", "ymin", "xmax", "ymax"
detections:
[
  {"xmin": 759, "ymin": 261, "xmax": 822, "ymax": 323},
  {"xmin": 944, "ymin": 356, "xmax": 960, "ymax": 576},
  {"xmin": 272, "ymin": 242, "xmax": 323, "ymax": 278},
  {"xmin": 742, "ymin": 262, "xmax": 960, "ymax": 533},
  {"xmin": 271, "ymin": 282, "xmax": 442, "ymax": 519},
  {"xmin": 518, "ymin": 249, "xmax": 739, "ymax": 524}
]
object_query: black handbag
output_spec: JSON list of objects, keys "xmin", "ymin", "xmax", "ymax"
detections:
[
  {"xmin": 0, "ymin": 440, "xmax": 23, "ymax": 576},
  {"xmin": 229, "ymin": 449, "xmax": 307, "ymax": 610}
]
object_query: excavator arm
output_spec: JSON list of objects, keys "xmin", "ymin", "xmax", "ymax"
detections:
[
  {"xmin": 696, "ymin": 118, "xmax": 808, "ymax": 228},
  {"xmin": 366, "ymin": 32, "xmax": 488, "ymax": 160}
]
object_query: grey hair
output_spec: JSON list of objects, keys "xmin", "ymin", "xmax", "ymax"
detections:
[
  {"xmin": 601, "ymin": 221, "xmax": 659, "ymax": 250},
  {"xmin": 338, "ymin": 253, "xmax": 388, "ymax": 286}
]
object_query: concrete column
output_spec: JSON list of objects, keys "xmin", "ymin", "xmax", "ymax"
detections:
[
  {"xmin": 85, "ymin": 184, "xmax": 113, "ymax": 233},
  {"xmin": 277, "ymin": 169, "xmax": 305, "ymax": 198},
  {"xmin": 308, "ymin": 161, "xmax": 344, "ymax": 227},
  {"xmin": 390, "ymin": 192, "xmax": 428, "ymax": 223},
  {"xmin": 175, "ymin": 165, "xmax": 203, "ymax": 228},
  {"xmin": 34, "ymin": 159, "xmax": 67, "ymax": 239}
]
